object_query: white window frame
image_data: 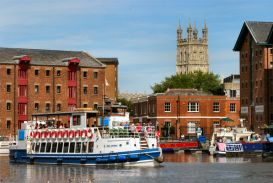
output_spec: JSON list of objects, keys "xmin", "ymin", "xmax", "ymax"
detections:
[
  {"xmin": 188, "ymin": 102, "xmax": 199, "ymax": 112},
  {"xmin": 230, "ymin": 103, "xmax": 236, "ymax": 112},
  {"xmin": 164, "ymin": 102, "xmax": 171, "ymax": 112},
  {"xmin": 187, "ymin": 122, "xmax": 196, "ymax": 133},
  {"xmin": 213, "ymin": 102, "xmax": 220, "ymax": 112}
]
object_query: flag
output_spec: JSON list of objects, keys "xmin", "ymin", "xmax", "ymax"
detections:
[{"xmin": 105, "ymin": 78, "xmax": 109, "ymax": 86}]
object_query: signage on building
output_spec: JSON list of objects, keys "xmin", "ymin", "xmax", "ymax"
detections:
[
  {"xmin": 241, "ymin": 107, "xmax": 248, "ymax": 114},
  {"xmin": 255, "ymin": 105, "xmax": 264, "ymax": 113}
]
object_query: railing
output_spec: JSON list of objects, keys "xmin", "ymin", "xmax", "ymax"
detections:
[{"xmin": 98, "ymin": 126, "xmax": 156, "ymax": 139}]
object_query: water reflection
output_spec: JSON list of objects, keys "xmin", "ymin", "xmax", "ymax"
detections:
[
  {"xmin": 1, "ymin": 154, "xmax": 272, "ymax": 183},
  {"xmin": 163, "ymin": 152, "xmax": 261, "ymax": 163}
]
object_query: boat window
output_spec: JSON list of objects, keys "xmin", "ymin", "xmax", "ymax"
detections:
[
  {"xmin": 63, "ymin": 142, "xmax": 69, "ymax": 153},
  {"xmin": 57, "ymin": 142, "xmax": 63, "ymax": 153},
  {"xmin": 40, "ymin": 143, "xmax": 46, "ymax": 153},
  {"xmin": 82, "ymin": 142, "xmax": 87, "ymax": 153},
  {"xmin": 52, "ymin": 142, "xmax": 57, "ymax": 153},
  {"xmin": 35, "ymin": 142, "xmax": 40, "ymax": 152},
  {"xmin": 69, "ymin": 142, "xmax": 75, "ymax": 153},
  {"xmin": 46, "ymin": 143, "xmax": 52, "ymax": 153},
  {"xmin": 72, "ymin": 115, "xmax": 81, "ymax": 126},
  {"xmin": 88, "ymin": 142, "xmax": 94, "ymax": 153},
  {"xmin": 75, "ymin": 142, "xmax": 81, "ymax": 153}
]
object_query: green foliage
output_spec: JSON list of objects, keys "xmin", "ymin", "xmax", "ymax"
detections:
[
  {"xmin": 117, "ymin": 98, "xmax": 134, "ymax": 116},
  {"xmin": 151, "ymin": 71, "xmax": 224, "ymax": 95}
]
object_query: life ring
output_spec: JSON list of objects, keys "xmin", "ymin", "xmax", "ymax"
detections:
[
  {"xmin": 35, "ymin": 131, "xmax": 41, "ymax": 139},
  {"xmin": 75, "ymin": 130, "xmax": 81, "ymax": 138},
  {"xmin": 30, "ymin": 131, "xmax": 34, "ymax": 138},
  {"xmin": 62, "ymin": 130, "xmax": 68, "ymax": 138},
  {"xmin": 69, "ymin": 130, "xmax": 75, "ymax": 139},
  {"xmin": 57, "ymin": 130, "xmax": 62, "ymax": 138},
  {"xmin": 87, "ymin": 129, "xmax": 93, "ymax": 138},
  {"xmin": 81, "ymin": 130, "xmax": 87, "ymax": 138}
]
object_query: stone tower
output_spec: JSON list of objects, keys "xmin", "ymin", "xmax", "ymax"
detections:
[{"xmin": 176, "ymin": 21, "xmax": 209, "ymax": 74}]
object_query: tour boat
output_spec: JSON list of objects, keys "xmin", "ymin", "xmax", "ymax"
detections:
[
  {"xmin": 0, "ymin": 136, "xmax": 16, "ymax": 155},
  {"xmin": 9, "ymin": 108, "xmax": 163, "ymax": 166},
  {"xmin": 209, "ymin": 126, "xmax": 268, "ymax": 156}
]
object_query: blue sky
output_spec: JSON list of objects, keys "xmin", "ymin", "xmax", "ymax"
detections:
[{"xmin": 0, "ymin": 0, "xmax": 272, "ymax": 93}]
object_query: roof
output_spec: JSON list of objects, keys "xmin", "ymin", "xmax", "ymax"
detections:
[
  {"xmin": 223, "ymin": 74, "xmax": 240, "ymax": 83},
  {"xmin": 159, "ymin": 88, "xmax": 212, "ymax": 96},
  {"xmin": 97, "ymin": 57, "xmax": 119, "ymax": 65},
  {"xmin": 233, "ymin": 21, "xmax": 273, "ymax": 51},
  {"xmin": 0, "ymin": 47, "xmax": 105, "ymax": 68}
]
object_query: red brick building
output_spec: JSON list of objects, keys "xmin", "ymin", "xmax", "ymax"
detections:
[
  {"xmin": 97, "ymin": 58, "xmax": 119, "ymax": 101},
  {"xmin": 0, "ymin": 47, "xmax": 118, "ymax": 137},
  {"xmin": 233, "ymin": 21, "xmax": 273, "ymax": 133},
  {"xmin": 132, "ymin": 89, "xmax": 240, "ymax": 139}
]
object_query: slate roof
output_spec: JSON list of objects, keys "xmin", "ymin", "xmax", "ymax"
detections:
[
  {"xmin": 0, "ymin": 47, "xmax": 105, "ymax": 68},
  {"xmin": 233, "ymin": 21, "xmax": 273, "ymax": 51}
]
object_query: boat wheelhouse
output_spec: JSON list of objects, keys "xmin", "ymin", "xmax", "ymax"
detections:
[{"xmin": 9, "ymin": 108, "xmax": 163, "ymax": 166}]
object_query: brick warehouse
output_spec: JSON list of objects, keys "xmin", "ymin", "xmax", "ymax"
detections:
[
  {"xmin": 132, "ymin": 89, "xmax": 240, "ymax": 139},
  {"xmin": 0, "ymin": 47, "xmax": 118, "ymax": 137},
  {"xmin": 233, "ymin": 21, "xmax": 273, "ymax": 133}
]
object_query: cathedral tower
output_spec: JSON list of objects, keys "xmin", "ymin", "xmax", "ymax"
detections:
[{"xmin": 176, "ymin": 21, "xmax": 209, "ymax": 74}]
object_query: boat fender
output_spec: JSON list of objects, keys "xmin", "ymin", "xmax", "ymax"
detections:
[
  {"xmin": 81, "ymin": 130, "xmax": 87, "ymax": 138},
  {"xmin": 62, "ymin": 130, "xmax": 68, "ymax": 138},
  {"xmin": 75, "ymin": 130, "xmax": 81, "ymax": 138}
]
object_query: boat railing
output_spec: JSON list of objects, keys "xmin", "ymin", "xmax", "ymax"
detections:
[{"xmin": 98, "ymin": 126, "xmax": 156, "ymax": 139}]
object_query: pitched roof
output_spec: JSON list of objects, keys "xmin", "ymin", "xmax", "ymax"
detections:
[
  {"xmin": 0, "ymin": 47, "xmax": 105, "ymax": 68},
  {"xmin": 233, "ymin": 21, "xmax": 273, "ymax": 51}
]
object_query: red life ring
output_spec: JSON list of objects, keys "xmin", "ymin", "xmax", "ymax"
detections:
[
  {"xmin": 61, "ymin": 130, "xmax": 68, "ymax": 138},
  {"xmin": 69, "ymin": 130, "xmax": 75, "ymax": 139},
  {"xmin": 35, "ymin": 131, "xmax": 41, "ymax": 139},
  {"xmin": 81, "ymin": 130, "xmax": 87, "ymax": 138},
  {"xmin": 87, "ymin": 129, "xmax": 93, "ymax": 138},
  {"xmin": 33, "ymin": 132, "xmax": 37, "ymax": 138},
  {"xmin": 74, "ymin": 130, "xmax": 81, "ymax": 138}
]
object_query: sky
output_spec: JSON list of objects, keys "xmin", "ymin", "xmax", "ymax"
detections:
[{"xmin": 0, "ymin": 0, "xmax": 272, "ymax": 93}]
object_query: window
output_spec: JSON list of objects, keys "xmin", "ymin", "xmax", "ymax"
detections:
[
  {"xmin": 35, "ymin": 103, "xmax": 39, "ymax": 112},
  {"xmin": 230, "ymin": 90, "xmax": 236, "ymax": 98},
  {"xmin": 57, "ymin": 86, "xmax": 61, "ymax": 94},
  {"xmin": 46, "ymin": 85, "xmax": 50, "ymax": 93},
  {"xmin": 69, "ymin": 142, "xmax": 75, "ymax": 153},
  {"xmin": 93, "ymin": 103, "xmax": 98, "ymax": 109},
  {"xmin": 56, "ymin": 70, "xmax": 61, "ymax": 76},
  {"xmin": 94, "ymin": 86, "xmax": 98, "ymax": 95},
  {"xmin": 83, "ymin": 86, "xmax": 88, "ymax": 94},
  {"xmin": 35, "ymin": 69, "xmax": 39, "ymax": 76},
  {"xmin": 35, "ymin": 85, "xmax": 39, "ymax": 93},
  {"xmin": 230, "ymin": 103, "xmax": 236, "ymax": 112},
  {"xmin": 6, "ymin": 84, "xmax": 11, "ymax": 92},
  {"xmin": 93, "ymin": 71, "xmax": 98, "ymax": 79},
  {"xmin": 6, "ymin": 68, "xmax": 11, "ymax": 75},
  {"xmin": 46, "ymin": 103, "xmax": 50, "ymax": 112},
  {"xmin": 164, "ymin": 102, "xmax": 171, "ymax": 112},
  {"xmin": 187, "ymin": 122, "xmax": 196, "ymax": 133},
  {"xmin": 45, "ymin": 70, "xmax": 50, "ymax": 76},
  {"xmin": 188, "ymin": 102, "xmax": 199, "ymax": 112},
  {"xmin": 46, "ymin": 143, "xmax": 51, "ymax": 153},
  {"xmin": 57, "ymin": 104, "xmax": 61, "ymax": 111},
  {"xmin": 213, "ymin": 102, "xmax": 220, "ymax": 112},
  {"xmin": 6, "ymin": 102, "xmax": 11, "ymax": 111},
  {"xmin": 83, "ymin": 71, "xmax": 88, "ymax": 78},
  {"xmin": 83, "ymin": 104, "xmax": 88, "ymax": 108},
  {"xmin": 6, "ymin": 120, "xmax": 11, "ymax": 129}
]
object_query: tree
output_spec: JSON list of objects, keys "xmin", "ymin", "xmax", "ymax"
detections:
[
  {"xmin": 151, "ymin": 71, "xmax": 224, "ymax": 95},
  {"xmin": 117, "ymin": 98, "xmax": 134, "ymax": 116}
]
